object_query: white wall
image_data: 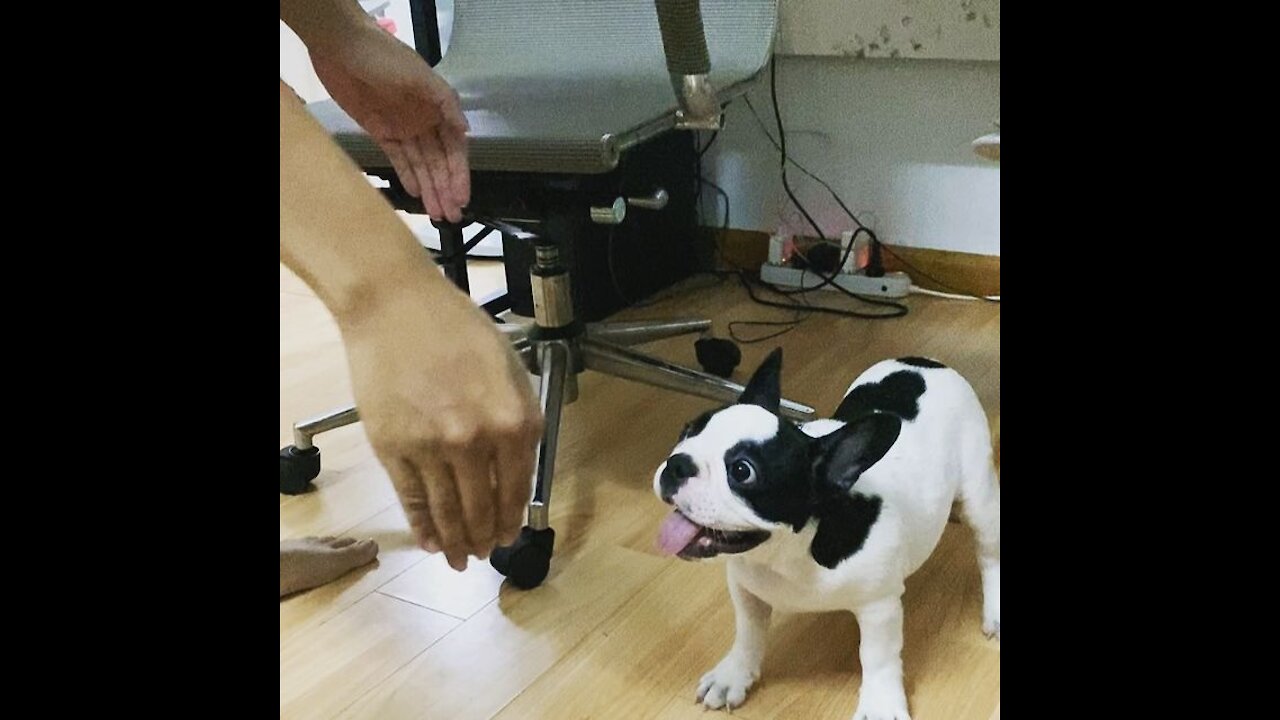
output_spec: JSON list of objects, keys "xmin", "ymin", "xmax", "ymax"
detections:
[
  {"xmin": 704, "ymin": 56, "xmax": 999, "ymax": 256},
  {"xmin": 280, "ymin": 22, "xmax": 326, "ymax": 102},
  {"xmin": 777, "ymin": 0, "xmax": 1000, "ymax": 60},
  {"xmin": 281, "ymin": 4, "xmax": 998, "ymax": 256}
]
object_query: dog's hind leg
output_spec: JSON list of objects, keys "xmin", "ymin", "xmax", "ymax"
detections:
[
  {"xmin": 959, "ymin": 438, "xmax": 1000, "ymax": 640},
  {"xmin": 697, "ymin": 565, "xmax": 772, "ymax": 710}
]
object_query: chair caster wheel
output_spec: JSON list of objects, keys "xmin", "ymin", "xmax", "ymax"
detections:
[
  {"xmin": 280, "ymin": 446, "xmax": 320, "ymax": 495},
  {"xmin": 694, "ymin": 337, "xmax": 741, "ymax": 379},
  {"xmin": 490, "ymin": 526, "xmax": 555, "ymax": 589}
]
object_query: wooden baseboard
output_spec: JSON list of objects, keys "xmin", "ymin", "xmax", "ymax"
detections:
[
  {"xmin": 706, "ymin": 228, "xmax": 1000, "ymax": 297},
  {"xmin": 702, "ymin": 227, "xmax": 771, "ymax": 271},
  {"xmin": 880, "ymin": 245, "xmax": 1000, "ymax": 297}
]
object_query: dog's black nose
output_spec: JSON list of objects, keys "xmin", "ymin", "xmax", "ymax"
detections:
[{"xmin": 660, "ymin": 453, "xmax": 698, "ymax": 503}]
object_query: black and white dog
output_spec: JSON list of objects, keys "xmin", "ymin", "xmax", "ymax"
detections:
[{"xmin": 653, "ymin": 349, "xmax": 1000, "ymax": 720}]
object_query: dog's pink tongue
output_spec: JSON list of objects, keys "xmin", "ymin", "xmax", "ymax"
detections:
[{"xmin": 657, "ymin": 510, "xmax": 704, "ymax": 556}]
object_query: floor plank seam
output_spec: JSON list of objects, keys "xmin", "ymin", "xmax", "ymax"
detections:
[
  {"xmin": 482, "ymin": 557, "xmax": 678, "ymax": 720},
  {"xmin": 331, "ymin": 498, "xmax": 399, "ymax": 539},
  {"xmin": 374, "ymin": 589, "xmax": 473, "ymax": 622},
  {"xmin": 365, "ymin": 554, "xmax": 430, "ymax": 594},
  {"xmin": 326, "ymin": 595, "xmax": 472, "ymax": 720},
  {"xmin": 297, "ymin": 554, "xmax": 433, "ymax": 638},
  {"xmin": 282, "ymin": 272, "xmax": 999, "ymax": 720}
]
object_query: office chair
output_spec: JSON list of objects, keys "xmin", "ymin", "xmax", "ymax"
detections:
[{"xmin": 281, "ymin": 0, "xmax": 815, "ymax": 588}]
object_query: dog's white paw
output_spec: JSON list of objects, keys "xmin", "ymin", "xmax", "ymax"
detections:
[
  {"xmin": 696, "ymin": 656, "xmax": 759, "ymax": 710},
  {"xmin": 852, "ymin": 682, "xmax": 911, "ymax": 720},
  {"xmin": 983, "ymin": 613, "xmax": 1000, "ymax": 640}
]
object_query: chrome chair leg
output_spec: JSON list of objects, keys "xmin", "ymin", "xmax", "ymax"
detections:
[
  {"xmin": 579, "ymin": 338, "xmax": 815, "ymax": 421},
  {"xmin": 584, "ymin": 319, "xmax": 710, "ymax": 346}
]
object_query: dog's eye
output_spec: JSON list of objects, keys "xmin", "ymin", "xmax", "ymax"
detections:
[{"xmin": 729, "ymin": 460, "xmax": 756, "ymax": 485}]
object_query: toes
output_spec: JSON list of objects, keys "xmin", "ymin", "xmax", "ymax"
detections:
[
  {"xmin": 329, "ymin": 536, "xmax": 358, "ymax": 549},
  {"xmin": 726, "ymin": 684, "xmax": 748, "ymax": 708},
  {"xmin": 333, "ymin": 538, "xmax": 380, "ymax": 570},
  {"xmin": 697, "ymin": 665, "xmax": 755, "ymax": 711},
  {"xmin": 854, "ymin": 704, "xmax": 912, "ymax": 720},
  {"xmin": 280, "ymin": 537, "xmax": 377, "ymax": 597},
  {"xmin": 703, "ymin": 683, "xmax": 727, "ymax": 709},
  {"xmin": 352, "ymin": 538, "xmax": 379, "ymax": 562}
]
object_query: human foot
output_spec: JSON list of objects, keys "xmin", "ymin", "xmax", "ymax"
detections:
[{"xmin": 280, "ymin": 536, "xmax": 379, "ymax": 598}]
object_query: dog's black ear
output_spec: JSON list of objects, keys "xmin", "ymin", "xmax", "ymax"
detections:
[
  {"xmin": 738, "ymin": 348, "xmax": 783, "ymax": 413},
  {"xmin": 813, "ymin": 413, "xmax": 902, "ymax": 493}
]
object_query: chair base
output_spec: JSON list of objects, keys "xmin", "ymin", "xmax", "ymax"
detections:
[
  {"xmin": 278, "ymin": 317, "xmax": 813, "ymax": 495},
  {"xmin": 280, "ymin": 241, "xmax": 816, "ymax": 588}
]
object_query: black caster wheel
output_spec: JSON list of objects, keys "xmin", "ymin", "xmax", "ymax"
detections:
[
  {"xmin": 694, "ymin": 337, "xmax": 741, "ymax": 379},
  {"xmin": 280, "ymin": 446, "xmax": 321, "ymax": 495},
  {"xmin": 490, "ymin": 526, "xmax": 555, "ymax": 589}
]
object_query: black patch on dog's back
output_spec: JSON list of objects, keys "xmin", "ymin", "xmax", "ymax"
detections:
[
  {"xmin": 897, "ymin": 356, "xmax": 945, "ymax": 369},
  {"xmin": 834, "ymin": 370, "xmax": 926, "ymax": 423},
  {"xmin": 810, "ymin": 493, "xmax": 883, "ymax": 569}
]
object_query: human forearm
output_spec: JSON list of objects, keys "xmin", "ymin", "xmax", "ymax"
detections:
[
  {"xmin": 279, "ymin": 81, "xmax": 451, "ymax": 327},
  {"xmin": 279, "ymin": 0, "xmax": 373, "ymax": 53},
  {"xmin": 281, "ymin": 0, "xmax": 471, "ymax": 223},
  {"xmin": 281, "ymin": 93, "xmax": 540, "ymax": 574}
]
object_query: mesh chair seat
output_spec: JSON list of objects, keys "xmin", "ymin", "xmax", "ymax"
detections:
[{"xmin": 308, "ymin": 0, "xmax": 777, "ymax": 174}]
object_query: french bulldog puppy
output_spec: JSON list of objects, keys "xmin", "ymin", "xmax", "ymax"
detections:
[{"xmin": 654, "ymin": 349, "xmax": 999, "ymax": 720}]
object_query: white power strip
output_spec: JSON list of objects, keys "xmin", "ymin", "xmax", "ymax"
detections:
[{"xmin": 759, "ymin": 263, "xmax": 912, "ymax": 298}]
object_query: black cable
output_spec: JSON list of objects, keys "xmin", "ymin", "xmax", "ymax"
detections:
[
  {"xmin": 762, "ymin": 57, "xmax": 908, "ymax": 315},
  {"xmin": 770, "ymin": 56, "xmax": 827, "ymax": 243},
  {"xmin": 729, "ymin": 317, "xmax": 806, "ymax": 343},
  {"xmin": 694, "ymin": 102, "xmax": 730, "ymax": 239},
  {"xmin": 609, "ymin": 174, "xmax": 730, "ymax": 309},
  {"xmin": 613, "ymin": 105, "xmax": 734, "ymax": 310},
  {"xmin": 748, "ymin": 271, "xmax": 908, "ymax": 318},
  {"xmin": 744, "ymin": 95, "xmax": 862, "ymax": 222},
  {"xmin": 672, "ymin": 59, "xmax": 909, "ymax": 342},
  {"xmin": 606, "ymin": 225, "xmax": 633, "ymax": 306},
  {"xmin": 764, "ymin": 58, "xmax": 860, "ymax": 294},
  {"xmin": 695, "ymin": 133, "xmax": 710, "ymax": 243},
  {"xmin": 723, "ymin": 271, "xmax": 808, "ymax": 343},
  {"xmin": 700, "ymin": 176, "xmax": 731, "ymax": 231},
  {"xmin": 727, "ymin": 265, "xmax": 913, "ymax": 343},
  {"xmin": 744, "ymin": 94, "xmax": 997, "ymax": 303},
  {"xmin": 677, "ymin": 83, "xmax": 910, "ymax": 344},
  {"xmin": 698, "ymin": 130, "xmax": 720, "ymax": 159}
]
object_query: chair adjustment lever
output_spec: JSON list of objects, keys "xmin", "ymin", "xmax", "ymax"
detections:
[
  {"xmin": 626, "ymin": 189, "xmax": 669, "ymax": 211},
  {"xmin": 589, "ymin": 198, "xmax": 627, "ymax": 225}
]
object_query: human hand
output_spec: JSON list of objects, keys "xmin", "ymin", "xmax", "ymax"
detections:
[
  {"xmin": 309, "ymin": 21, "xmax": 470, "ymax": 222},
  {"xmin": 339, "ymin": 282, "xmax": 542, "ymax": 571}
]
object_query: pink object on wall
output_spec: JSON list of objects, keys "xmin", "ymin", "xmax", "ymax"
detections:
[{"xmin": 377, "ymin": 17, "xmax": 397, "ymax": 34}]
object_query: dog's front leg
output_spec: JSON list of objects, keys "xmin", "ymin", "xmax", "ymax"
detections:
[
  {"xmin": 851, "ymin": 596, "xmax": 911, "ymax": 720},
  {"xmin": 697, "ymin": 566, "xmax": 772, "ymax": 710}
]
